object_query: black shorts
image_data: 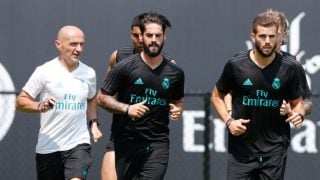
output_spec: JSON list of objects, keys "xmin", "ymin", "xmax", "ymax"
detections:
[
  {"xmin": 227, "ymin": 150, "xmax": 288, "ymax": 180},
  {"xmin": 36, "ymin": 143, "xmax": 92, "ymax": 180},
  {"xmin": 115, "ymin": 142, "xmax": 169, "ymax": 180}
]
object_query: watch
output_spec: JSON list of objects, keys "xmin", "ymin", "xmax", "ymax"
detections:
[{"xmin": 88, "ymin": 119, "xmax": 99, "ymax": 128}]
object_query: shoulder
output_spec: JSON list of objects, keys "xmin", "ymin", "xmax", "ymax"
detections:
[
  {"xmin": 109, "ymin": 50, "xmax": 118, "ymax": 63},
  {"xmin": 35, "ymin": 58, "xmax": 58, "ymax": 72},
  {"xmin": 114, "ymin": 53, "xmax": 140, "ymax": 69},
  {"xmin": 117, "ymin": 46, "xmax": 135, "ymax": 52},
  {"xmin": 232, "ymin": 50, "xmax": 248, "ymax": 58},
  {"xmin": 79, "ymin": 61, "xmax": 96, "ymax": 76},
  {"xmin": 279, "ymin": 53, "xmax": 302, "ymax": 68},
  {"xmin": 228, "ymin": 50, "xmax": 250, "ymax": 65},
  {"xmin": 163, "ymin": 58, "xmax": 184, "ymax": 75},
  {"xmin": 280, "ymin": 51, "xmax": 296, "ymax": 60},
  {"xmin": 162, "ymin": 52, "xmax": 174, "ymax": 61},
  {"xmin": 116, "ymin": 46, "xmax": 135, "ymax": 62}
]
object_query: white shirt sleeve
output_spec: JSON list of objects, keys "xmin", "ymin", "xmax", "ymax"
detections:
[{"xmin": 22, "ymin": 66, "xmax": 45, "ymax": 99}]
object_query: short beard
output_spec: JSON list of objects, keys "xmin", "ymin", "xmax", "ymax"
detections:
[
  {"xmin": 143, "ymin": 42, "xmax": 164, "ymax": 57},
  {"xmin": 255, "ymin": 43, "xmax": 277, "ymax": 57}
]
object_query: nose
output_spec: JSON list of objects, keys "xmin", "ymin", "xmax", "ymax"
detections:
[
  {"xmin": 151, "ymin": 35, "xmax": 157, "ymax": 42},
  {"xmin": 75, "ymin": 44, "xmax": 83, "ymax": 52},
  {"xmin": 265, "ymin": 36, "xmax": 271, "ymax": 43}
]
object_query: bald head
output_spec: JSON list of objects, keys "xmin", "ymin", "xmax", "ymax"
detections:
[
  {"xmin": 57, "ymin": 25, "xmax": 85, "ymax": 41},
  {"xmin": 55, "ymin": 25, "xmax": 85, "ymax": 67}
]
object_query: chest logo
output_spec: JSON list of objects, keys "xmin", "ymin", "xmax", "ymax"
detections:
[
  {"xmin": 242, "ymin": 78, "xmax": 253, "ymax": 86},
  {"xmin": 162, "ymin": 78, "xmax": 170, "ymax": 89},
  {"xmin": 134, "ymin": 78, "xmax": 144, "ymax": 85},
  {"xmin": 272, "ymin": 78, "xmax": 281, "ymax": 89}
]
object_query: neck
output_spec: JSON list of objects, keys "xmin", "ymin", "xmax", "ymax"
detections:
[
  {"xmin": 250, "ymin": 49, "xmax": 275, "ymax": 68},
  {"xmin": 58, "ymin": 57, "xmax": 79, "ymax": 72},
  {"xmin": 140, "ymin": 52, "xmax": 163, "ymax": 69}
]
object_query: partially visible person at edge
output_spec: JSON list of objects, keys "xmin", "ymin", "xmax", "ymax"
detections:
[
  {"xmin": 266, "ymin": 9, "xmax": 312, "ymax": 117},
  {"xmin": 100, "ymin": 13, "xmax": 145, "ymax": 180},
  {"xmin": 97, "ymin": 12, "xmax": 184, "ymax": 180},
  {"xmin": 211, "ymin": 11, "xmax": 305, "ymax": 180},
  {"xmin": 224, "ymin": 9, "xmax": 312, "ymax": 118},
  {"xmin": 101, "ymin": 12, "xmax": 175, "ymax": 180},
  {"xmin": 16, "ymin": 25, "xmax": 102, "ymax": 180}
]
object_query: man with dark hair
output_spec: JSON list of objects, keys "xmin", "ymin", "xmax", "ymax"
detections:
[
  {"xmin": 101, "ymin": 13, "xmax": 145, "ymax": 180},
  {"xmin": 97, "ymin": 12, "xmax": 184, "ymax": 180},
  {"xmin": 211, "ymin": 11, "xmax": 306, "ymax": 179},
  {"xmin": 101, "ymin": 12, "xmax": 175, "ymax": 180},
  {"xmin": 105, "ymin": 13, "xmax": 146, "ymax": 74}
]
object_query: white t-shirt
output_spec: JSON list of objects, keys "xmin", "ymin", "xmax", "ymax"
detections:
[{"xmin": 22, "ymin": 57, "xmax": 96, "ymax": 154}]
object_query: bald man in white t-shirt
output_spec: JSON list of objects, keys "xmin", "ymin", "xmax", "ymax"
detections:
[{"xmin": 16, "ymin": 25, "xmax": 102, "ymax": 180}]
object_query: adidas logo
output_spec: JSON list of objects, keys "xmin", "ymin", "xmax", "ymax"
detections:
[
  {"xmin": 55, "ymin": 82, "xmax": 64, "ymax": 88},
  {"xmin": 134, "ymin": 78, "xmax": 144, "ymax": 85},
  {"xmin": 242, "ymin": 78, "xmax": 253, "ymax": 86}
]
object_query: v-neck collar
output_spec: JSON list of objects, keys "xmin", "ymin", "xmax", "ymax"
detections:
[
  {"xmin": 139, "ymin": 53, "xmax": 164, "ymax": 71},
  {"xmin": 249, "ymin": 50, "xmax": 277, "ymax": 70}
]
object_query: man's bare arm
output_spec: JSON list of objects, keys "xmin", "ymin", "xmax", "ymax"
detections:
[
  {"xmin": 303, "ymin": 97, "xmax": 312, "ymax": 116},
  {"xmin": 96, "ymin": 90, "xmax": 149, "ymax": 120},
  {"xmin": 97, "ymin": 90, "xmax": 128, "ymax": 114},
  {"xmin": 106, "ymin": 50, "xmax": 118, "ymax": 74},
  {"xmin": 211, "ymin": 86, "xmax": 229, "ymax": 122}
]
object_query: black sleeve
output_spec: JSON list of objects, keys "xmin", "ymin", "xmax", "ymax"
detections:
[
  {"xmin": 216, "ymin": 60, "xmax": 233, "ymax": 94},
  {"xmin": 286, "ymin": 64, "xmax": 305, "ymax": 100},
  {"xmin": 101, "ymin": 62, "xmax": 125, "ymax": 96},
  {"xmin": 171, "ymin": 69, "xmax": 185, "ymax": 101},
  {"xmin": 297, "ymin": 64, "xmax": 311, "ymax": 98}
]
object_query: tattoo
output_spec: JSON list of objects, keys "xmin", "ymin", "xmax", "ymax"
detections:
[{"xmin": 102, "ymin": 95, "xmax": 127, "ymax": 114}]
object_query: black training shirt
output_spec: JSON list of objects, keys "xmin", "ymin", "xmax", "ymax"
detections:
[{"xmin": 102, "ymin": 53, "xmax": 184, "ymax": 145}]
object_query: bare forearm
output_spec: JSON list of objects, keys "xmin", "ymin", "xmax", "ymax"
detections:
[
  {"xmin": 224, "ymin": 93, "xmax": 232, "ymax": 115},
  {"xmin": 87, "ymin": 97, "xmax": 98, "ymax": 120},
  {"xmin": 290, "ymin": 98, "xmax": 306, "ymax": 116},
  {"xmin": 16, "ymin": 91, "xmax": 38, "ymax": 112},
  {"xmin": 211, "ymin": 86, "xmax": 229, "ymax": 122},
  {"xmin": 16, "ymin": 97, "xmax": 38, "ymax": 112},
  {"xmin": 97, "ymin": 92, "xmax": 128, "ymax": 114},
  {"xmin": 303, "ymin": 97, "xmax": 312, "ymax": 116}
]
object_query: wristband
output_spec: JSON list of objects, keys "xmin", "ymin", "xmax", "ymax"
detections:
[
  {"xmin": 89, "ymin": 119, "xmax": 99, "ymax": 128},
  {"xmin": 225, "ymin": 117, "xmax": 234, "ymax": 128},
  {"xmin": 125, "ymin": 105, "xmax": 130, "ymax": 115},
  {"xmin": 298, "ymin": 113, "xmax": 304, "ymax": 121}
]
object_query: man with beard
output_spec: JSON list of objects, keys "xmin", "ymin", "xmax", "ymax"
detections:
[
  {"xmin": 97, "ymin": 12, "xmax": 184, "ymax": 180},
  {"xmin": 101, "ymin": 13, "xmax": 176, "ymax": 180},
  {"xmin": 16, "ymin": 25, "xmax": 102, "ymax": 180},
  {"xmin": 211, "ymin": 11, "xmax": 305, "ymax": 180}
]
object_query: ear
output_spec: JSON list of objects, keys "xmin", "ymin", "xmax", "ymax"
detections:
[
  {"xmin": 55, "ymin": 40, "xmax": 61, "ymax": 50},
  {"xmin": 250, "ymin": 32, "xmax": 255, "ymax": 44},
  {"xmin": 164, "ymin": 32, "xmax": 167, "ymax": 41}
]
